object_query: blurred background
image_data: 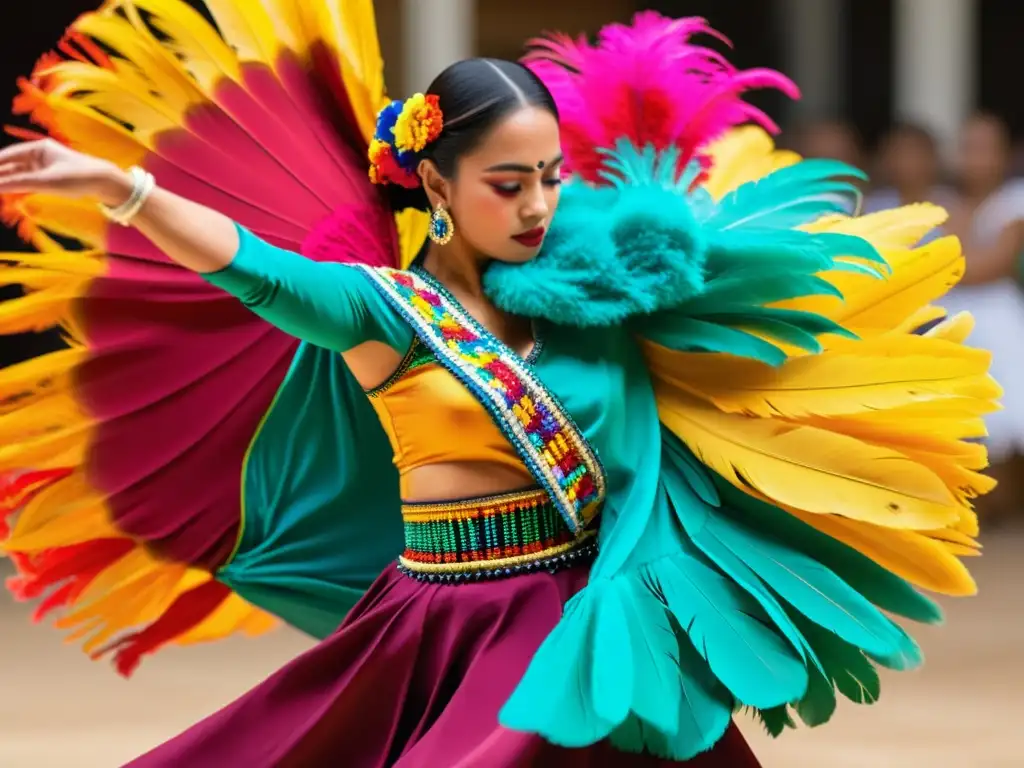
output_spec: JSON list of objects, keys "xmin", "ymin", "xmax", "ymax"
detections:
[{"xmin": 1, "ymin": 1, "xmax": 1023, "ymax": 765}]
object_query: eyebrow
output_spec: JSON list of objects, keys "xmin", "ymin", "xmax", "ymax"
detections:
[{"xmin": 484, "ymin": 154, "xmax": 564, "ymax": 173}]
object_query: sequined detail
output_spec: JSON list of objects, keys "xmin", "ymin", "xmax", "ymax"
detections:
[
  {"xmin": 399, "ymin": 489, "xmax": 598, "ymax": 580},
  {"xmin": 358, "ymin": 265, "xmax": 606, "ymax": 534}
]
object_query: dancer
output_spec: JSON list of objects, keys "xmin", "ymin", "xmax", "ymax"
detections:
[{"xmin": 0, "ymin": 2, "xmax": 995, "ymax": 765}]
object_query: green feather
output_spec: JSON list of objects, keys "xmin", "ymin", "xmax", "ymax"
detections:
[
  {"xmin": 797, "ymin": 616, "xmax": 880, "ymax": 710},
  {"xmin": 757, "ymin": 705, "xmax": 798, "ymax": 737}
]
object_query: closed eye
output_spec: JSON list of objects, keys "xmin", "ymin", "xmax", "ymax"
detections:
[{"xmin": 490, "ymin": 178, "xmax": 562, "ymax": 197}]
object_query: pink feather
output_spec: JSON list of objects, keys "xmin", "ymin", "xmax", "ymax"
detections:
[{"xmin": 522, "ymin": 12, "xmax": 800, "ymax": 183}]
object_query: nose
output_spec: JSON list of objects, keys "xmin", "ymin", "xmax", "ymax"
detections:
[{"xmin": 520, "ymin": 181, "xmax": 549, "ymax": 221}]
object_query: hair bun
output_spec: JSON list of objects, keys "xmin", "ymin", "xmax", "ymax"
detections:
[{"xmin": 368, "ymin": 94, "xmax": 444, "ymax": 188}]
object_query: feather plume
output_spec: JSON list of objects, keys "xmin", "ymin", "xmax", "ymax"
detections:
[{"xmin": 522, "ymin": 12, "xmax": 799, "ymax": 183}]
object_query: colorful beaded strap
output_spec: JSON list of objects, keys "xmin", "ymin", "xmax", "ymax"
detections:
[
  {"xmin": 358, "ymin": 265, "xmax": 606, "ymax": 535},
  {"xmin": 399, "ymin": 489, "xmax": 598, "ymax": 581}
]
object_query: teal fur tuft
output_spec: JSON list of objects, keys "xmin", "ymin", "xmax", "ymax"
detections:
[
  {"xmin": 487, "ymin": 140, "xmax": 888, "ymax": 364},
  {"xmin": 485, "ymin": 141, "xmax": 712, "ymax": 327},
  {"xmin": 484, "ymin": 172, "xmax": 708, "ymax": 327}
]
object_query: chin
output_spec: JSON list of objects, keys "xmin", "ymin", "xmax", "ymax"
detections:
[{"xmin": 490, "ymin": 249, "xmax": 540, "ymax": 265}]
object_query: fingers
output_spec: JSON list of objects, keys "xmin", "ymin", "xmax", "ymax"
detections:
[
  {"xmin": 0, "ymin": 172, "xmax": 44, "ymax": 194},
  {"xmin": 0, "ymin": 139, "xmax": 49, "ymax": 165}
]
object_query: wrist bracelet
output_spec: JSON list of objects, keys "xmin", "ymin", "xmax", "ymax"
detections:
[{"xmin": 99, "ymin": 166, "xmax": 156, "ymax": 226}]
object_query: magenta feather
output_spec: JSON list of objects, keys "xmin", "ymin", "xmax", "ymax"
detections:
[{"xmin": 522, "ymin": 12, "xmax": 800, "ymax": 183}]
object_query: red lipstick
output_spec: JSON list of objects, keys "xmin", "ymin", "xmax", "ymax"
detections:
[{"xmin": 512, "ymin": 226, "xmax": 546, "ymax": 248}]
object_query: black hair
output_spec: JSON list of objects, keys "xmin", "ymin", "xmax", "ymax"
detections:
[{"xmin": 385, "ymin": 58, "xmax": 559, "ymax": 213}]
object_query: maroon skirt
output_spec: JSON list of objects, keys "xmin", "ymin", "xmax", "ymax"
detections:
[{"xmin": 125, "ymin": 564, "xmax": 761, "ymax": 767}]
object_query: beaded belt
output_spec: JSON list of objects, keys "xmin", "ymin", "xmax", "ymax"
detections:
[{"xmin": 398, "ymin": 488, "xmax": 598, "ymax": 583}]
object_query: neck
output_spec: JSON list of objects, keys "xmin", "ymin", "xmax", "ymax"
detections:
[{"xmin": 421, "ymin": 240, "xmax": 487, "ymax": 300}]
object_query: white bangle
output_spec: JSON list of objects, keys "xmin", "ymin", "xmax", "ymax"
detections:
[{"xmin": 99, "ymin": 166, "xmax": 156, "ymax": 226}]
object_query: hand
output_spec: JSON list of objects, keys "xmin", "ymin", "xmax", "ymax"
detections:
[{"xmin": 0, "ymin": 138, "xmax": 131, "ymax": 204}]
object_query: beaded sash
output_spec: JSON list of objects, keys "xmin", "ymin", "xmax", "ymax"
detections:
[
  {"xmin": 399, "ymin": 489, "xmax": 598, "ymax": 581},
  {"xmin": 358, "ymin": 265, "xmax": 606, "ymax": 535}
]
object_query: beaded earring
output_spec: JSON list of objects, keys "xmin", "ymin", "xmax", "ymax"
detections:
[{"xmin": 429, "ymin": 204, "xmax": 454, "ymax": 245}]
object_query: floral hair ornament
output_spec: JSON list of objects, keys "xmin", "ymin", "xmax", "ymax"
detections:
[{"xmin": 369, "ymin": 93, "xmax": 444, "ymax": 188}]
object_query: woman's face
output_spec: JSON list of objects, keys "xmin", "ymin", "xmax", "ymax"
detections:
[
  {"xmin": 884, "ymin": 131, "xmax": 938, "ymax": 190},
  {"xmin": 958, "ymin": 117, "xmax": 1009, "ymax": 190},
  {"xmin": 446, "ymin": 106, "xmax": 563, "ymax": 263}
]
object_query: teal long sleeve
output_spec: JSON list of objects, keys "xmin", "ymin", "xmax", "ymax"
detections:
[{"xmin": 201, "ymin": 224, "xmax": 412, "ymax": 353}]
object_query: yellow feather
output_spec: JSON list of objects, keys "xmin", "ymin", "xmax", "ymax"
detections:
[
  {"xmin": 0, "ymin": 286, "xmax": 79, "ymax": 335},
  {"xmin": 643, "ymin": 334, "xmax": 997, "ymax": 419},
  {"xmin": 32, "ymin": 93, "xmax": 148, "ymax": 167},
  {"xmin": 305, "ymin": 0, "xmax": 388, "ymax": 141},
  {"xmin": 0, "ymin": 347, "xmax": 86, "ymax": 406},
  {"xmin": 655, "ymin": 388, "xmax": 960, "ymax": 529},
  {"xmin": 701, "ymin": 125, "xmax": 801, "ymax": 199},
  {"xmin": 6, "ymin": 195, "xmax": 109, "ymax": 248},
  {"xmin": 926, "ymin": 311, "xmax": 975, "ymax": 344},
  {"xmin": 4, "ymin": 473, "xmax": 116, "ymax": 552},
  {"xmin": 787, "ymin": 509, "xmax": 977, "ymax": 596},
  {"xmin": 0, "ymin": 391, "xmax": 89, "ymax": 443},
  {"xmin": 76, "ymin": 11, "xmax": 208, "ymax": 111},
  {"xmin": 396, "ymin": 209, "xmax": 430, "ymax": 269},
  {"xmin": 0, "ymin": 425, "xmax": 89, "ymax": 470},
  {"xmin": 778, "ymin": 236, "xmax": 965, "ymax": 334},
  {"xmin": 174, "ymin": 591, "xmax": 278, "ymax": 645},
  {"xmin": 195, "ymin": 0, "xmax": 283, "ymax": 67},
  {"xmin": 890, "ymin": 305, "xmax": 948, "ymax": 335},
  {"xmin": 116, "ymin": 0, "xmax": 243, "ymax": 87},
  {"xmin": 801, "ymin": 203, "xmax": 949, "ymax": 250}
]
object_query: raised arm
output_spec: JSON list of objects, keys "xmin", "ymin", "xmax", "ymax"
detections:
[{"xmin": 0, "ymin": 139, "xmax": 407, "ymax": 354}]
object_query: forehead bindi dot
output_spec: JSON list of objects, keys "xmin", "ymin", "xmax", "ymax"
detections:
[{"xmin": 537, "ymin": 160, "xmax": 545, "ymax": 169}]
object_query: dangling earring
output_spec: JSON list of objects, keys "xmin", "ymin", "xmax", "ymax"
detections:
[{"xmin": 429, "ymin": 204, "xmax": 454, "ymax": 245}]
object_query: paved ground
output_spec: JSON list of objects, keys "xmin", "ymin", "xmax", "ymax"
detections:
[{"xmin": 2, "ymin": 525, "xmax": 1021, "ymax": 767}]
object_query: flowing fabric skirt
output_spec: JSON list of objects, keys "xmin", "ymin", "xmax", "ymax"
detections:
[{"xmin": 126, "ymin": 564, "xmax": 761, "ymax": 767}]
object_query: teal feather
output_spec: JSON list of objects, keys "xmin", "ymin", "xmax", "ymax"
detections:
[
  {"xmin": 707, "ymin": 159, "xmax": 867, "ymax": 231},
  {"xmin": 661, "ymin": 445, "xmax": 823, "ymax": 673},
  {"xmin": 642, "ymin": 316, "xmax": 788, "ymax": 365},
  {"xmin": 708, "ymin": 229, "xmax": 886, "ymax": 272},
  {"xmin": 696, "ymin": 308, "xmax": 856, "ymax": 351},
  {"xmin": 501, "ymin": 573, "xmax": 735, "ymax": 761},
  {"xmin": 614, "ymin": 578, "xmax": 685, "ymax": 735},
  {"xmin": 867, "ymin": 624, "xmax": 925, "ymax": 671},
  {"xmin": 590, "ymin": 585, "xmax": 635, "ymax": 726},
  {"xmin": 597, "ymin": 140, "xmax": 692, "ymax": 193},
  {"xmin": 661, "ymin": 426, "xmax": 720, "ymax": 506},
  {"xmin": 623, "ymin": 628, "xmax": 735, "ymax": 760},
  {"xmin": 680, "ymin": 271, "xmax": 844, "ymax": 308},
  {"xmin": 500, "ymin": 589, "xmax": 618, "ymax": 748},
  {"xmin": 648, "ymin": 550, "xmax": 810, "ymax": 708},
  {"xmin": 714, "ymin": 480, "xmax": 943, "ymax": 625},
  {"xmin": 703, "ymin": 511, "xmax": 910, "ymax": 660},
  {"xmin": 609, "ymin": 576, "xmax": 735, "ymax": 758}
]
